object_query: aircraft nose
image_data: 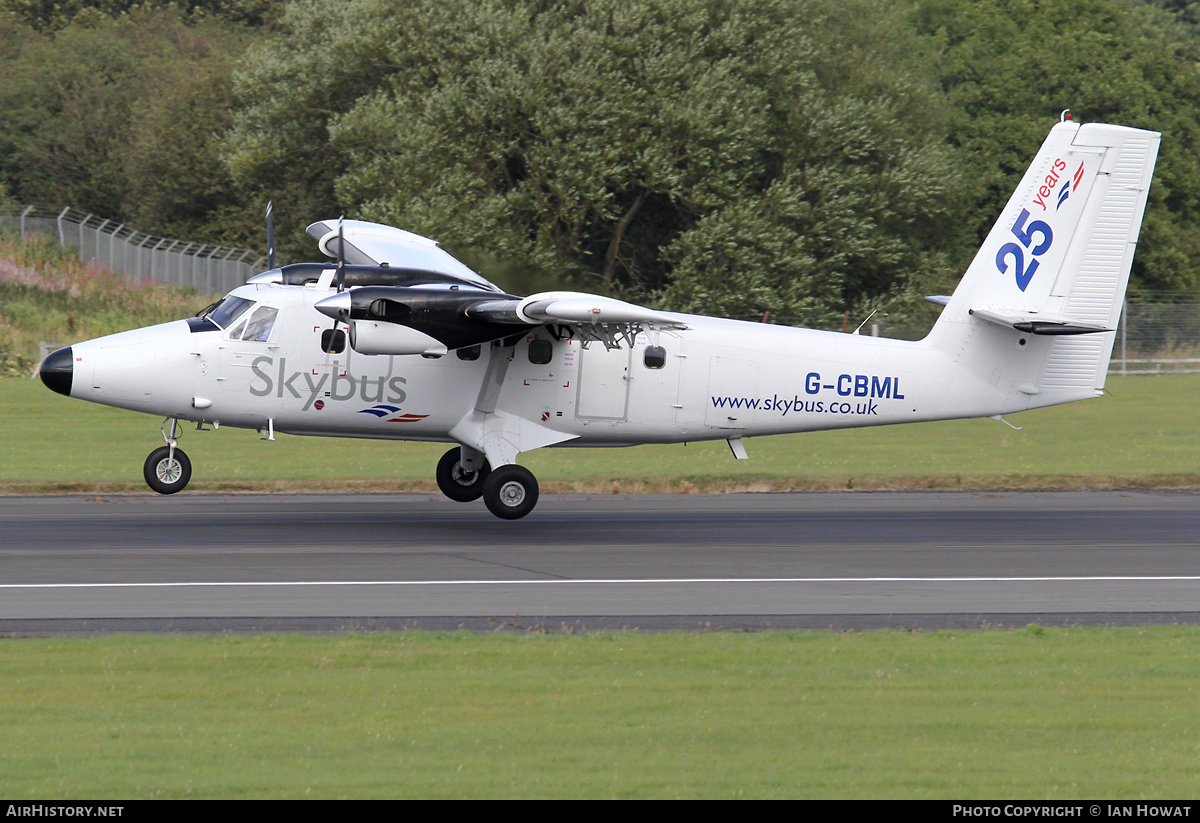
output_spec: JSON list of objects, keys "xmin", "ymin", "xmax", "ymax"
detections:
[{"xmin": 39, "ymin": 346, "xmax": 73, "ymax": 397}]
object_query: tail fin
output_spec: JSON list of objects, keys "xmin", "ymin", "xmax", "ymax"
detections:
[{"xmin": 929, "ymin": 119, "xmax": 1160, "ymax": 404}]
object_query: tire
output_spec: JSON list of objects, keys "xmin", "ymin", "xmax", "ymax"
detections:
[
  {"xmin": 436, "ymin": 448, "xmax": 491, "ymax": 502},
  {"xmin": 143, "ymin": 446, "xmax": 192, "ymax": 495},
  {"xmin": 482, "ymin": 465, "xmax": 539, "ymax": 520}
]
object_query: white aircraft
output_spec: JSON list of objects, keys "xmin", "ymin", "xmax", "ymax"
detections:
[{"xmin": 39, "ymin": 118, "xmax": 1159, "ymax": 519}]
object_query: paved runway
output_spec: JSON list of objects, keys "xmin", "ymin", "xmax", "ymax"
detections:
[{"xmin": 1, "ymin": 491, "xmax": 1198, "ymax": 633}]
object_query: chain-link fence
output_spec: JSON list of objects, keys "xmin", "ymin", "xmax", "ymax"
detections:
[
  {"xmin": 741, "ymin": 301, "xmax": 1200, "ymax": 376},
  {"xmin": 0, "ymin": 206, "xmax": 266, "ymax": 295},
  {"xmin": 1111, "ymin": 301, "xmax": 1200, "ymax": 374}
]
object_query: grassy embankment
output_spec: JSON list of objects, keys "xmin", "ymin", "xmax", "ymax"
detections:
[
  {"xmin": 0, "ymin": 231, "xmax": 212, "ymax": 377},
  {"xmin": 1, "ymin": 627, "xmax": 1198, "ymax": 799}
]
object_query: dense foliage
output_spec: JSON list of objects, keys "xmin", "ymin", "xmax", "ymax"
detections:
[{"xmin": 1, "ymin": 0, "xmax": 1199, "ymax": 320}]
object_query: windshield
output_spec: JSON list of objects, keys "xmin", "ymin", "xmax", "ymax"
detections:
[{"xmin": 207, "ymin": 295, "xmax": 254, "ymax": 329}]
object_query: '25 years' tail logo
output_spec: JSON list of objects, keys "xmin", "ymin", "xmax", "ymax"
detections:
[
  {"xmin": 995, "ymin": 159, "xmax": 1085, "ymax": 292},
  {"xmin": 995, "ymin": 208, "xmax": 1053, "ymax": 292}
]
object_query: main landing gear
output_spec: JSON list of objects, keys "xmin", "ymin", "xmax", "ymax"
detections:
[
  {"xmin": 144, "ymin": 418, "xmax": 191, "ymax": 494},
  {"xmin": 435, "ymin": 447, "xmax": 490, "ymax": 502},
  {"xmin": 435, "ymin": 447, "xmax": 539, "ymax": 520}
]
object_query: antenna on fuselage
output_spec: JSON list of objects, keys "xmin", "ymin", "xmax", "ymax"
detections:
[{"xmin": 851, "ymin": 310, "xmax": 878, "ymax": 336}]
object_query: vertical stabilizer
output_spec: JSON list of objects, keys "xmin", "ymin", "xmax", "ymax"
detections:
[{"xmin": 929, "ymin": 119, "xmax": 1159, "ymax": 403}]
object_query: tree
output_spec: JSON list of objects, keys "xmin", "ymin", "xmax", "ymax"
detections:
[
  {"xmin": 0, "ymin": 8, "xmax": 262, "ymax": 245},
  {"xmin": 1, "ymin": 0, "xmax": 283, "ymax": 32},
  {"xmin": 225, "ymin": 0, "xmax": 964, "ymax": 321},
  {"xmin": 912, "ymin": 0, "xmax": 1200, "ymax": 292}
]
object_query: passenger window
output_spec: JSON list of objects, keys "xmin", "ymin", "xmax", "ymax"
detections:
[
  {"xmin": 321, "ymin": 328, "xmax": 346, "ymax": 354},
  {"xmin": 644, "ymin": 345, "xmax": 667, "ymax": 369},
  {"xmin": 240, "ymin": 306, "xmax": 279, "ymax": 342},
  {"xmin": 528, "ymin": 339, "xmax": 552, "ymax": 365},
  {"xmin": 456, "ymin": 345, "xmax": 481, "ymax": 361}
]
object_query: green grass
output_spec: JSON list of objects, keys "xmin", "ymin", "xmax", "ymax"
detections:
[
  {"xmin": 5, "ymin": 236, "xmax": 1200, "ymax": 800},
  {"xmin": 3, "ymin": 372, "xmax": 1199, "ymax": 493},
  {"xmin": 1, "ymin": 628, "xmax": 1197, "ymax": 799}
]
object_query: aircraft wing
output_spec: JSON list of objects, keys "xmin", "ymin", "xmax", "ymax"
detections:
[
  {"xmin": 306, "ymin": 220, "xmax": 499, "ymax": 291},
  {"xmin": 315, "ymin": 288, "xmax": 687, "ymax": 355}
]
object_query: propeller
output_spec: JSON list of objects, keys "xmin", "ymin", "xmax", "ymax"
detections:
[
  {"xmin": 265, "ymin": 201, "xmax": 276, "ymax": 270},
  {"xmin": 335, "ymin": 217, "xmax": 346, "ymax": 294},
  {"xmin": 321, "ymin": 217, "xmax": 348, "ymax": 354}
]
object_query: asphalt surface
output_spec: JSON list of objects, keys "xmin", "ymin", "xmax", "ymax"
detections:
[{"xmin": 2, "ymin": 490, "xmax": 1198, "ymax": 633}]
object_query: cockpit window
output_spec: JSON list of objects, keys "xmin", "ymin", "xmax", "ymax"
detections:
[
  {"xmin": 238, "ymin": 306, "xmax": 278, "ymax": 342},
  {"xmin": 207, "ymin": 296, "xmax": 254, "ymax": 329},
  {"xmin": 226, "ymin": 320, "xmax": 247, "ymax": 340}
]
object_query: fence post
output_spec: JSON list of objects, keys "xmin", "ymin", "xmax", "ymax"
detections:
[
  {"xmin": 55, "ymin": 206, "xmax": 70, "ymax": 245},
  {"xmin": 164, "ymin": 240, "xmax": 180, "ymax": 286},
  {"xmin": 93, "ymin": 219, "xmax": 110, "ymax": 270},
  {"xmin": 20, "ymin": 205, "xmax": 33, "ymax": 239},
  {"xmin": 178, "ymin": 242, "xmax": 194, "ymax": 290},
  {"xmin": 150, "ymin": 237, "xmax": 167, "ymax": 285},
  {"xmin": 78, "ymin": 213, "xmax": 91, "ymax": 258},
  {"xmin": 221, "ymin": 246, "xmax": 238, "ymax": 293},
  {"xmin": 207, "ymin": 246, "xmax": 223, "ymax": 294},
  {"xmin": 135, "ymin": 233, "xmax": 152, "ymax": 283}
]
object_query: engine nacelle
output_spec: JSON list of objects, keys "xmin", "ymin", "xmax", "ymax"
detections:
[{"xmin": 349, "ymin": 320, "xmax": 448, "ymax": 356}]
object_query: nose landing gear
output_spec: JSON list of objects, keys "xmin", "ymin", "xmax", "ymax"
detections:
[{"xmin": 144, "ymin": 418, "xmax": 192, "ymax": 494}]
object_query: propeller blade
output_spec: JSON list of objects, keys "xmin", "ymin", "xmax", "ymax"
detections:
[
  {"xmin": 265, "ymin": 201, "xmax": 276, "ymax": 270},
  {"xmin": 335, "ymin": 216, "xmax": 346, "ymax": 294},
  {"xmin": 322, "ymin": 216, "xmax": 347, "ymax": 354}
]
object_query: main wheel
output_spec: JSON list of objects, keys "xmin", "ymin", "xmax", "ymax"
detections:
[
  {"xmin": 436, "ymin": 448, "xmax": 491, "ymax": 502},
  {"xmin": 482, "ymin": 465, "xmax": 539, "ymax": 520},
  {"xmin": 143, "ymin": 446, "xmax": 192, "ymax": 495}
]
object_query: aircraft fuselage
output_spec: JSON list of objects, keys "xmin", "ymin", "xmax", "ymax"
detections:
[{"xmin": 60, "ymin": 279, "xmax": 1086, "ymax": 450}]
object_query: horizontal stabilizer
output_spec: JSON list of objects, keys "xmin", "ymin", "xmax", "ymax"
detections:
[{"xmin": 968, "ymin": 307, "xmax": 1110, "ymax": 336}]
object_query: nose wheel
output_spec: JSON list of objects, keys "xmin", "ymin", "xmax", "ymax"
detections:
[
  {"xmin": 144, "ymin": 446, "xmax": 192, "ymax": 494},
  {"xmin": 143, "ymin": 417, "xmax": 192, "ymax": 494}
]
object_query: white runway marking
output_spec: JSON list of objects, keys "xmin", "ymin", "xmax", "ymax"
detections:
[{"xmin": 4, "ymin": 576, "xmax": 1200, "ymax": 589}]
